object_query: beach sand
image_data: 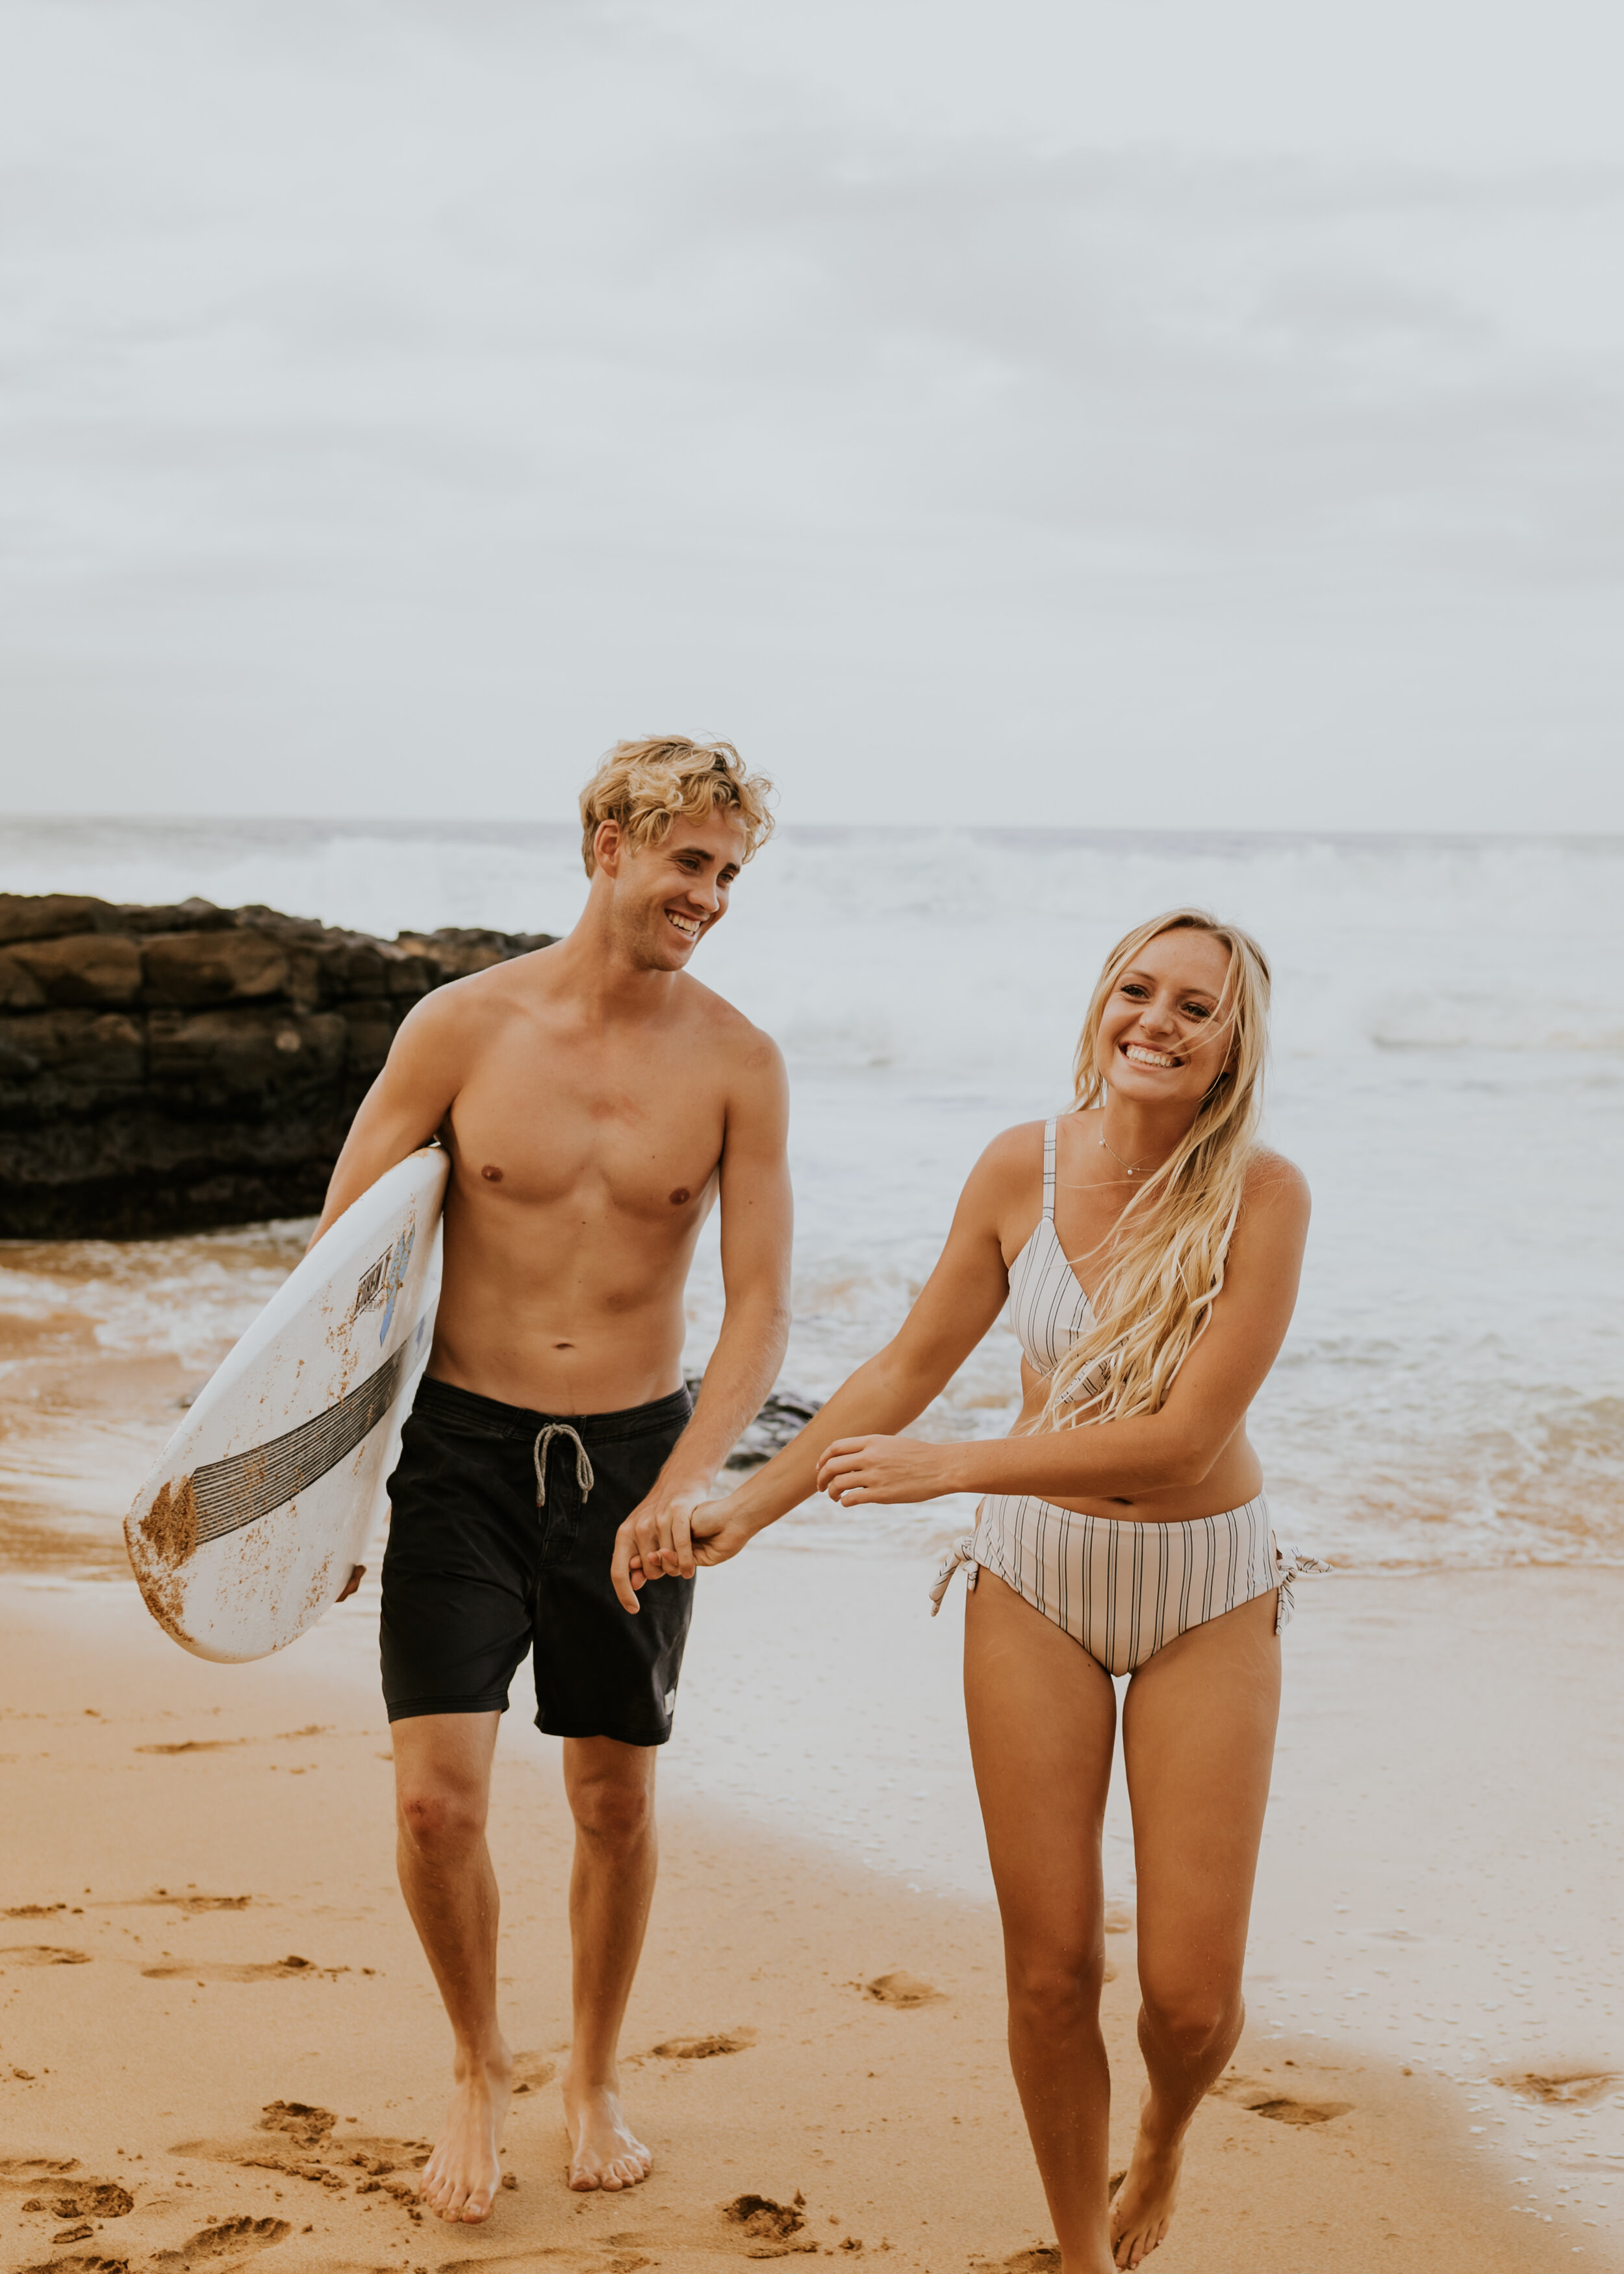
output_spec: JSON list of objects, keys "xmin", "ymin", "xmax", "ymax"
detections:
[{"xmin": 3, "ymin": 1560, "xmax": 1618, "ymax": 2274}]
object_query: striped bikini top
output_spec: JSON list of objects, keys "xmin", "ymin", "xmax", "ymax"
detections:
[{"xmin": 1007, "ymin": 1117, "xmax": 1095, "ymax": 1373}]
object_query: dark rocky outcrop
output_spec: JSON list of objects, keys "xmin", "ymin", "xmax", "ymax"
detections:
[
  {"xmin": 683, "ymin": 1375, "xmax": 821, "ymax": 1472},
  {"xmin": 0, "ymin": 894, "xmax": 553, "ymax": 1237}
]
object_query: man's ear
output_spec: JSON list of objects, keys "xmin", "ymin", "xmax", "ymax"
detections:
[{"xmin": 593, "ymin": 819, "xmax": 624, "ymax": 877}]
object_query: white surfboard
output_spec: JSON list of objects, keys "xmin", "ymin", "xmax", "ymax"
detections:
[{"xmin": 125, "ymin": 1147, "xmax": 449, "ymax": 1663}]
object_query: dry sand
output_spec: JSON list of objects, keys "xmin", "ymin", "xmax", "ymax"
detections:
[{"xmin": 3, "ymin": 1562, "xmax": 1618, "ymax": 2274}]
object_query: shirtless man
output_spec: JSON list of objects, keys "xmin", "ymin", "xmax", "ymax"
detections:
[{"xmin": 309, "ymin": 737, "xmax": 791, "ymax": 2223}]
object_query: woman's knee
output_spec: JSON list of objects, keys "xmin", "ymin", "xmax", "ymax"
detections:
[
  {"xmin": 1004, "ymin": 1943, "xmax": 1109, "ymax": 2029},
  {"xmin": 1139, "ymin": 1982, "xmax": 1240, "ymax": 2063}
]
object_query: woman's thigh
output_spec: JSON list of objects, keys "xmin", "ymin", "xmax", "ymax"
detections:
[
  {"xmin": 964, "ymin": 1570, "xmax": 1119, "ymax": 1958},
  {"xmin": 1121, "ymin": 1589, "xmax": 1281, "ymax": 2010}
]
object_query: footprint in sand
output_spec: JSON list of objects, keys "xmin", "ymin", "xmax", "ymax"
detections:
[
  {"xmin": 256, "ymin": 2101, "xmax": 336, "ymax": 2147},
  {"xmin": 1, "ymin": 1943, "xmax": 91, "ymax": 1965},
  {"xmin": 1206, "ymin": 2073, "xmax": 1351, "ymax": 2125},
  {"xmin": 149, "ymin": 2215, "xmax": 292, "ymax": 2268},
  {"xmin": 173, "ymin": 2102, "xmax": 432, "ymax": 2186},
  {"xmin": 1246, "ymin": 2097, "xmax": 1352, "ymax": 2126},
  {"xmin": 511, "ymin": 2053, "xmax": 557, "ymax": 2096},
  {"xmin": 724, "ymin": 2192, "xmax": 809, "ymax": 2255},
  {"xmin": 134, "ymin": 1892, "xmax": 254, "ymax": 1914},
  {"xmin": 46, "ymin": 2182, "xmax": 134, "ymax": 2219},
  {"xmin": 133, "ymin": 1740, "xmax": 247, "ymax": 1756},
  {"xmin": 980, "ymin": 2251, "xmax": 1061, "ymax": 2273},
  {"xmin": 1497, "ymin": 2068, "xmax": 1619, "ymax": 2105},
  {"xmin": 436, "ymin": 2258, "xmax": 596, "ymax": 2274},
  {"xmin": 863, "ymin": 1972, "xmax": 943, "ymax": 2008},
  {"xmin": 141, "ymin": 1955, "xmax": 346, "ymax": 1982},
  {"xmin": 0, "ymin": 2155, "xmax": 81, "ymax": 2186},
  {"xmin": 18, "ymin": 2256, "xmax": 132, "ymax": 2274},
  {"xmin": 652, "ymin": 2028, "xmax": 757, "ymax": 2060}
]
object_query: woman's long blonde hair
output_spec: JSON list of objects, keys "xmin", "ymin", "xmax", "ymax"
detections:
[{"xmin": 1040, "ymin": 908, "xmax": 1273, "ymax": 1431}]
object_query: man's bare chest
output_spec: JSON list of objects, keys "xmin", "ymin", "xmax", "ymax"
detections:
[{"xmin": 446, "ymin": 1048, "xmax": 728, "ymax": 1221}]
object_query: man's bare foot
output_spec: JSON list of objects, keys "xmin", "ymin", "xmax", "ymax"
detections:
[
  {"xmin": 418, "ymin": 2045, "xmax": 513, "ymax": 2223},
  {"xmin": 1108, "ymin": 2103, "xmax": 1184, "ymax": 2270},
  {"xmin": 562, "ymin": 2065, "xmax": 652, "ymax": 2192}
]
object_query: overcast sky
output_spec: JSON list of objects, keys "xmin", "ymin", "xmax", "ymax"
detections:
[{"xmin": 2, "ymin": 0, "xmax": 1620, "ymax": 831}]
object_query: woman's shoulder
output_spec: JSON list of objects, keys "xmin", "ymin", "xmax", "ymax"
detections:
[
  {"xmin": 1241, "ymin": 1144, "xmax": 1312, "ymax": 1220},
  {"xmin": 971, "ymin": 1116, "xmax": 1056, "ymax": 1184},
  {"xmin": 982, "ymin": 1114, "xmax": 1050, "ymax": 1159},
  {"xmin": 955, "ymin": 1117, "xmax": 1050, "ymax": 1220}
]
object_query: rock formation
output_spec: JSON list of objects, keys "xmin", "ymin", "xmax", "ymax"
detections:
[{"xmin": 0, "ymin": 894, "xmax": 553, "ymax": 1237}]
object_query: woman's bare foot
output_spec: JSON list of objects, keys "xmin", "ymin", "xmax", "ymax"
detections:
[
  {"xmin": 1108, "ymin": 2102, "xmax": 1184, "ymax": 2270},
  {"xmin": 562, "ymin": 2064, "xmax": 652, "ymax": 2192},
  {"xmin": 418, "ymin": 2044, "xmax": 513, "ymax": 2223}
]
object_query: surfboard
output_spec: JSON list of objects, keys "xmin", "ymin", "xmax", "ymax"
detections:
[{"xmin": 125, "ymin": 1146, "xmax": 449, "ymax": 1663}]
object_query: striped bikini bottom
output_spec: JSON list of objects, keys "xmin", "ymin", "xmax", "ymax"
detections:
[{"xmin": 929, "ymin": 1492, "xmax": 1326, "ymax": 1677}]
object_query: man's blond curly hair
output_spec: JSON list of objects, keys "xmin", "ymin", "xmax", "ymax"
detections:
[{"xmin": 578, "ymin": 737, "xmax": 776, "ymax": 878}]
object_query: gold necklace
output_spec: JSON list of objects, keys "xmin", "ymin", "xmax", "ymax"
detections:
[{"xmin": 1098, "ymin": 1128, "xmax": 1149, "ymax": 1178}]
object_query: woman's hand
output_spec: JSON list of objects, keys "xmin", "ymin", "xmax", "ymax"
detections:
[
  {"xmin": 687, "ymin": 1492, "xmax": 761, "ymax": 1568},
  {"xmin": 815, "ymin": 1434, "xmax": 957, "ymax": 1506}
]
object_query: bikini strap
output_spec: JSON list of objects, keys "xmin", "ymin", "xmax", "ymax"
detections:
[{"xmin": 1042, "ymin": 1118, "xmax": 1058, "ymax": 1220}]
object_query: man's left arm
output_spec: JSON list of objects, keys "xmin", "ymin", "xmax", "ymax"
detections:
[{"xmin": 611, "ymin": 1033, "xmax": 793, "ymax": 1609}]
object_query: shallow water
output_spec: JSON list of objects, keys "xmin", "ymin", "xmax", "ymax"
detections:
[{"xmin": 2, "ymin": 817, "xmax": 1621, "ymax": 1574}]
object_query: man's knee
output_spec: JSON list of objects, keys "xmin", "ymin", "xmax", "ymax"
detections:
[
  {"xmin": 396, "ymin": 1779, "xmax": 488, "ymax": 1858},
  {"xmin": 568, "ymin": 1765, "xmax": 655, "ymax": 1846}
]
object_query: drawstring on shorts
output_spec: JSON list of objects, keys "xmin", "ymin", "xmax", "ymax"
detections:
[{"xmin": 533, "ymin": 1422, "xmax": 594, "ymax": 1510}]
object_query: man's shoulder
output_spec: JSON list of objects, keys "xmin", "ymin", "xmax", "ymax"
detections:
[
  {"xmin": 387, "ymin": 956, "xmax": 550, "ymax": 1087},
  {"xmin": 412, "ymin": 945, "xmax": 557, "ymax": 1025},
  {"xmin": 674, "ymin": 974, "xmax": 783, "ymax": 1069}
]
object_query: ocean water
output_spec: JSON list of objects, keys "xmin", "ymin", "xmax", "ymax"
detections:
[{"xmin": 1, "ymin": 817, "xmax": 1621, "ymax": 1575}]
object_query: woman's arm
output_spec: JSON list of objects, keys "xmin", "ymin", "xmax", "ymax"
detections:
[
  {"xmin": 618, "ymin": 1129, "xmax": 1027, "ymax": 1589},
  {"xmin": 817, "ymin": 1156, "xmax": 1310, "ymax": 1515}
]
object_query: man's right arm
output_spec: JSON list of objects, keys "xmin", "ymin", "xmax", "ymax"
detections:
[{"xmin": 305, "ymin": 986, "xmax": 471, "ymax": 1248}]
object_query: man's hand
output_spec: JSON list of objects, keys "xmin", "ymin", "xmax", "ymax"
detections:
[
  {"xmin": 335, "ymin": 1563, "xmax": 366, "ymax": 1603},
  {"xmin": 609, "ymin": 1481, "xmax": 710, "ymax": 1615},
  {"xmin": 815, "ymin": 1434, "xmax": 954, "ymax": 1507}
]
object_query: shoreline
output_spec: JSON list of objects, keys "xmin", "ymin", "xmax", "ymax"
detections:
[{"xmin": 2, "ymin": 1561, "xmax": 1619, "ymax": 2269}]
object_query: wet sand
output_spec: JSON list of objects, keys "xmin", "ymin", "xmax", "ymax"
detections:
[{"xmin": 3, "ymin": 1565, "xmax": 1618, "ymax": 2274}]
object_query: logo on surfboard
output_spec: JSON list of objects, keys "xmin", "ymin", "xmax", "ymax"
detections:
[{"xmin": 352, "ymin": 1225, "xmax": 417, "ymax": 1344}]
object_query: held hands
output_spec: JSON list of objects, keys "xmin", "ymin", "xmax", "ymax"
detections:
[
  {"xmin": 610, "ymin": 1483, "xmax": 705, "ymax": 1614},
  {"xmin": 608, "ymin": 1437, "xmax": 956, "ymax": 1611},
  {"xmin": 610, "ymin": 1485, "xmax": 759, "ymax": 1613},
  {"xmin": 815, "ymin": 1434, "xmax": 954, "ymax": 1507}
]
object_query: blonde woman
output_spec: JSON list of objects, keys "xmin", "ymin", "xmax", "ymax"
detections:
[{"xmin": 613, "ymin": 908, "xmax": 1314, "ymax": 2272}]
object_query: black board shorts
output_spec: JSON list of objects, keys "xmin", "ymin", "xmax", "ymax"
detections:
[{"xmin": 381, "ymin": 1377, "xmax": 696, "ymax": 1746}]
